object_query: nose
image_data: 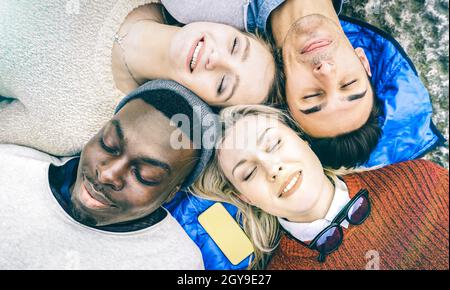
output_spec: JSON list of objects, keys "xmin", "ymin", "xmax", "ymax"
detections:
[
  {"xmin": 259, "ymin": 154, "xmax": 283, "ymax": 182},
  {"xmin": 205, "ymin": 49, "xmax": 229, "ymax": 71},
  {"xmin": 96, "ymin": 158, "xmax": 126, "ymax": 191},
  {"xmin": 313, "ymin": 61, "xmax": 334, "ymax": 78}
]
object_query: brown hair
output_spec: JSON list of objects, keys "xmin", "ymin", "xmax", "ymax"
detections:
[{"xmin": 309, "ymin": 80, "xmax": 383, "ymax": 169}]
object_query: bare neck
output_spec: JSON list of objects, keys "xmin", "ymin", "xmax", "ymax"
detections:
[
  {"xmin": 112, "ymin": 4, "xmax": 178, "ymax": 94},
  {"xmin": 125, "ymin": 21, "xmax": 178, "ymax": 81},
  {"xmin": 269, "ymin": 0, "xmax": 341, "ymax": 47},
  {"xmin": 287, "ymin": 174, "xmax": 336, "ymax": 223}
]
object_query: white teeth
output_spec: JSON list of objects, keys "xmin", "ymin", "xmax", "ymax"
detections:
[
  {"xmin": 282, "ymin": 173, "xmax": 300, "ymax": 193},
  {"xmin": 190, "ymin": 41, "xmax": 203, "ymax": 70}
]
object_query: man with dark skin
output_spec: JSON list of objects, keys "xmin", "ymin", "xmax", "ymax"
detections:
[
  {"xmin": 0, "ymin": 80, "xmax": 217, "ymax": 269},
  {"xmin": 71, "ymin": 98, "xmax": 197, "ymax": 226}
]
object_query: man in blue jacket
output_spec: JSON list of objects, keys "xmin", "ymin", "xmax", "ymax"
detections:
[
  {"xmin": 161, "ymin": 0, "xmax": 442, "ymax": 169},
  {"xmin": 269, "ymin": 0, "xmax": 381, "ymax": 169}
]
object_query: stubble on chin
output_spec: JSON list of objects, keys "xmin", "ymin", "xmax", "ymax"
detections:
[{"xmin": 70, "ymin": 195, "xmax": 99, "ymax": 227}]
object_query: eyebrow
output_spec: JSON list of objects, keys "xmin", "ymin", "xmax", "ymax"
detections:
[
  {"xmin": 242, "ymin": 36, "xmax": 250, "ymax": 62},
  {"xmin": 232, "ymin": 158, "xmax": 247, "ymax": 177},
  {"xmin": 138, "ymin": 157, "xmax": 172, "ymax": 175},
  {"xmin": 346, "ymin": 89, "xmax": 368, "ymax": 101},
  {"xmin": 231, "ymin": 127, "xmax": 273, "ymax": 177},
  {"xmin": 222, "ymin": 37, "xmax": 250, "ymax": 104},
  {"xmin": 111, "ymin": 119, "xmax": 125, "ymax": 146},
  {"xmin": 223, "ymin": 75, "xmax": 240, "ymax": 103},
  {"xmin": 300, "ymin": 89, "xmax": 368, "ymax": 115},
  {"xmin": 257, "ymin": 127, "xmax": 273, "ymax": 146}
]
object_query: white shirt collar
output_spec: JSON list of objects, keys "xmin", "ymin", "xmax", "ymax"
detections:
[{"xmin": 278, "ymin": 176, "xmax": 351, "ymax": 242}]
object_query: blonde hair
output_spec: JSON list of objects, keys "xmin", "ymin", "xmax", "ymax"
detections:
[
  {"xmin": 190, "ymin": 105, "xmax": 371, "ymax": 269},
  {"xmin": 191, "ymin": 105, "xmax": 301, "ymax": 269}
]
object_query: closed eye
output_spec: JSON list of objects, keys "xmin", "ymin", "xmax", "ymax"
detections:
[
  {"xmin": 303, "ymin": 93, "xmax": 321, "ymax": 99},
  {"xmin": 132, "ymin": 168, "xmax": 160, "ymax": 187},
  {"xmin": 244, "ymin": 167, "xmax": 256, "ymax": 181},
  {"xmin": 99, "ymin": 120, "xmax": 124, "ymax": 155},
  {"xmin": 268, "ymin": 139, "xmax": 282, "ymax": 152},
  {"xmin": 100, "ymin": 136, "xmax": 119, "ymax": 155},
  {"xmin": 231, "ymin": 37, "xmax": 238, "ymax": 54},
  {"xmin": 217, "ymin": 76, "xmax": 225, "ymax": 94},
  {"xmin": 341, "ymin": 79, "xmax": 357, "ymax": 88}
]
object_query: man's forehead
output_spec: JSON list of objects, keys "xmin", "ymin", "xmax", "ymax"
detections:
[
  {"xmin": 112, "ymin": 119, "xmax": 179, "ymax": 157},
  {"xmin": 119, "ymin": 99, "xmax": 170, "ymax": 123}
]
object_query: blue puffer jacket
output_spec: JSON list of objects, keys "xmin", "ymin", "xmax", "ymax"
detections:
[
  {"xmin": 340, "ymin": 16, "xmax": 445, "ymax": 167},
  {"xmin": 165, "ymin": 16, "xmax": 445, "ymax": 270}
]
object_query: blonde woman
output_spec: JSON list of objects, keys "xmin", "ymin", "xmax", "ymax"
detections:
[
  {"xmin": 193, "ymin": 105, "xmax": 449, "ymax": 270},
  {"xmin": 0, "ymin": 1, "xmax": 277, "ymax": 156}
]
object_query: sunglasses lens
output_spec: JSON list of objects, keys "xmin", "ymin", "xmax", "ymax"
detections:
[
  {"xmin": 348, "ymin": 195, "xmax": 370, "ymax": 224},
  {"xmin": 315, "ymin": 226, "xmax": 342, "ymax": 254}
]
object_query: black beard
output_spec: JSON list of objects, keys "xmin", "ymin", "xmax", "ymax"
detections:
[{"xmin": 71, "ymin": 201, "xmax": 98, "ymax": 227}]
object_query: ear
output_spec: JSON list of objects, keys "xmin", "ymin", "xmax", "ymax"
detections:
[
  {"xmin": 355, "ymin": 47, "xmax": 372, "ymax": 77},
  {"xmin": 166, "ymin": 185, "xmax": 181, "ymax": 203}
]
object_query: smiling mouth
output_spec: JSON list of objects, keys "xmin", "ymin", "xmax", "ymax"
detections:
[
  {"xmin": 301, "ymin": 39, "xmax": 332, "ymax": 54},
  {"xmin": 187, "ymin": 36, "xmax": 205, "ymax": 73},
  {"xmin": 278, "ymin": 171, "xmax": 303, "ymax": 198}
]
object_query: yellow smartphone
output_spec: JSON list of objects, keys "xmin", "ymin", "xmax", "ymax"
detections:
[{"xmin": 198, "ymin": 202, "xmax": 254, "ymax": 265}]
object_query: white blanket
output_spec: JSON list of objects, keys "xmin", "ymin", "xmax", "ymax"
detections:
[{"xmin": 0, "ymin": 0, "xmax": 160, "ymax": 156}]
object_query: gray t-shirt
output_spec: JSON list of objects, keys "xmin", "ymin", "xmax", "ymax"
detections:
[
  {"xmin": 0, "ymin": 144, "xmax": 204, "ymax": 270},
  {"xmin": 162, "ymin": 0, "xmax": 343, "ymax": 33},
  {"xmin": 162, "ymin": 0, "xmax": 248, "ymax": 30}
]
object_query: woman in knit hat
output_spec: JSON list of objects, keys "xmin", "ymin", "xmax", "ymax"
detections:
[
  {"xmin": 0, "ymin": 1, "xmax": 278, "ymax": 156},
  {"xmin": 192, "ymin": 105, "xmax": 449, "ymax": 270}
]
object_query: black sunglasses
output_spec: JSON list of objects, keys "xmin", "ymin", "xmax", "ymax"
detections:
[{"xmin": 284, "ymin": 188, "xmax": 371, "ymax": 263}]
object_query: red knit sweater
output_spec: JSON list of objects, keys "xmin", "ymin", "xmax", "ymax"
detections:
[{"xmin": 267, "ymin": 160, "xmax": 449, "ymax": 270}]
